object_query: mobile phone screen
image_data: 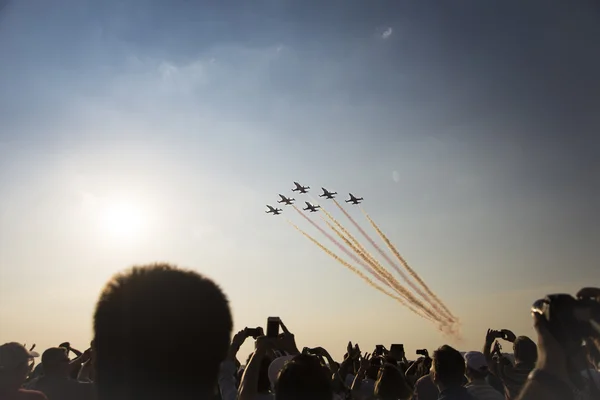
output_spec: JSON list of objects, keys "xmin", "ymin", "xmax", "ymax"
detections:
[
  {"xmin": 266, "ymin": 317, "xmax": 280, "ymax": 338},
  {"xmin": 390, "ymin": 344, "xmax": 404, "ymax": 359}
]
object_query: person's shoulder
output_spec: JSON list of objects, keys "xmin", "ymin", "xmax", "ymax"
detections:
[{"xmin": 17, "ymin": 389, "xmax": 49, "ymax": 400}]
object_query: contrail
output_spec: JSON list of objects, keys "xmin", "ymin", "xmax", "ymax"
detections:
[
  {"xmin": 292, "ymin": 206, "xmax": 379, "ymax": 276},
  {"xmin": 319, "ymin": 206, "xmax": 389, "ymax": 281},
  {"xmin": 288, "ymin": 221, "xmax": 432, "ymax": 320},
  {"xmin": 323, "ymin": 219, "xmax": 437, "ymax": 322},
  {"xmin": 333, "ymin": 199, "xmax": 451, "ymax": 324},
  {"xmin": 300, "ymin": 201, "xmax": 394, "ymax": 293},
  {"xmin": 362, "ymin": 208, "xmax": 457, "ymax": 323},
  {"xmin": 321, "ymin": 216, "xmax": 393, "ymax": 287},
  {"xmin": 316, "ymin": 201, "xmax": 441, "ymax": 323}
]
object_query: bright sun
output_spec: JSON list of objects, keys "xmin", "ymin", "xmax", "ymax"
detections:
[{"xmin": 101, "ymin": 201, "xmax": 145, "ymax": 239}]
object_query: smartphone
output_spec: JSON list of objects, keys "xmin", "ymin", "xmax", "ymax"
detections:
[
  {"xmin": 266, "ymin": 317, "xmax": 280, "ymax": 338},
  {"xmin": 416, "ymin": 349, "xmax": 429, "ymax": 357},
  {"xmin": 245, "ymin": 327, "xmax": 263, "ymax": 338},
  {"xmin": 374, "ymin": 345, "xmax": 385, "ymax": 356},
  {"xmin": 390, "ymin": 344, "xmax": 404, "ymax": 359}
]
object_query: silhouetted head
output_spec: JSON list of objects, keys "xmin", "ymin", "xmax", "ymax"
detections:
[
  {"xmin": 513, "ymin": 336, "xmax": 537, "ymax": 364},
  {"xmin": 367, "ymin": 356, "xmax": 384, "ymax": 380},
  {"xmin": 41, "ymin": 347, "xmax": 70, "ymax": 377},
  {"xmin": 0, "ymin": 343, "xmax": 38, "ymax": 391},
  {"xmin": 275, "ymin": 354, "xmax": 332, "ymax": 400},
  {"xmin": 374, "ymin": 363, "xmax": 413, "ymax": 400},
  {"xmin": 431, "ymin": 345, "xmax": 465, "ymax": 389},
  {"xmin": 93, "ymin": 263, "xmax": 232, "ymax": 400}
]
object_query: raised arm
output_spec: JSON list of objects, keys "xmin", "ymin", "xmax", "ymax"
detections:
[{"xmin": 238, "ymin": 336, "xmax": 272, "ymax": 400}]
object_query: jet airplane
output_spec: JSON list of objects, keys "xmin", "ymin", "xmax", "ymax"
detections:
[
  {"xmin": 319, "ymin": 187, "xmax": 337, "ymax": 199},
  {"xmin": 303, "ymin": 202, "xmax": 320, "ymax": 212},
  {"xmin": 292, "ymin": 182, "xmax": 310, "ymax": 193},
  {"xmin": 265, "ymin": 205, "xmax": 282, "ymax": 215},
  {"xmin": 277, "ymin": 194, "xmax": 295, "ymax": 205},
  {"xmin": 345, "ymin": 193, "xmax": 363, "ymax": 205}
]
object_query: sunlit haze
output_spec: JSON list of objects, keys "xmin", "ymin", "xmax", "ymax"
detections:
[{"xmin": 0, "ymin": 0, "xmax": 598, "ymax": 362}]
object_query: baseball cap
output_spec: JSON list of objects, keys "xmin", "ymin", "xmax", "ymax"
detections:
[
  {"xmin": 464, "ymin": 351, "xmax": 488, "ymax": 372},
  {"xmin": 0, "ymin": 342, "xmax": 40, "ymax": 372}
]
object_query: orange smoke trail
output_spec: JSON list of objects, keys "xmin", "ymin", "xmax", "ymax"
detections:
[
  {"xmin": 288, "ymin": 221, "xmax": 432, "ymax": 320},
  {"xmin": 292, "ymin": 206, "xmax": 379, "ymax": 276},
  {"xmin": 319, "ymin": 207, "xmax": 391, "ymax": 281},
  {"xmin": 361, "ymin": 209, "xmax": 457, "ymax": 322},
  {"xmin": 333, "ymin": 200, "xmax": 451, "ymax": 325},
  {"xmin": 323, "ymin": 219, "xmax": 435, "ymax": 322}
]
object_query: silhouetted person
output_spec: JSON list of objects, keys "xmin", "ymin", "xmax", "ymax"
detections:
[
  {"xmin": 0, "ymin": 342, "xmax": 47, "ymax": 400},
  {"xmin": 463, "ymin": 352, "xmax": 503, "ymax": 400},
  {"xmin": 483, "ymin": 330, "xmax": 537, "ymax": 400},
  {"xmin": 29, "ymin": 347, "xmax": 94, "ymax": 400},
  {"xmin": 413, "ymin": 372, "xmax": 439, "ymax": 400},
  {"xmin": 275, "ymin": 354, "xmax": 332, "ymax": 400},
  {"xmin": 93, "ymin": 264, "xmax": 233, "ymax": 400},
  {"xmin": 431, "ymin": 345, "xmax": 474, "ymax": 400},
  {"xmin": 374, "ymin": 363, "xmax": 413, "ymax": 400}
]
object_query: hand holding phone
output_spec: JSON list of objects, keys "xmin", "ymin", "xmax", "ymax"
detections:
[
  {"xmin": 245, "ymin": 327, "xmax": 264, "ymax": 339},
  {"xmin": 416, "ymin": 349, "xmax": 429, "ymax": 357}
]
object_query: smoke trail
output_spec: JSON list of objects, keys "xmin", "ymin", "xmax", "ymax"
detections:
[
  {"xmin": 292, "ymin": 206, "xmax": 380, "ymax": 277},
  {"xmin": 317, "ymin": 203, "xmax": 441, "ymax": 324},
  {"xmin": 289, "ymin": 221, "xmax": 433, "ymax": 321},
  {"xmin": 320, "ymin": 216, "xmax": 393, "ymax": 286},
  {"xmin": 333, "ymin": 200, "xmax": 451, "ymax": 324},
  {"xmin": 323, "ymin": 219, "xmax": 436, "ymax": 322},
  {"xmin": 362, "ymin": 209, "xmax": 457, "ymax": 322},
  {"xmin": 319, "ymin": 207, "xmax": 389, "ymax": 281}
]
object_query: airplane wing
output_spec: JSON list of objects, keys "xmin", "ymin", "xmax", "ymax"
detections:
[
  {"xmin": 267, "ymin": 205, "xmax": 274, "ymax": 211},
  {"xmin": 305, "ymin": 202, "xmax": 311, "ymax": 206},
  {"xmin": 279, "ymin": 194, "xmax": 285, "ymax": 200},
  {"xmin": 294, "ymin": 182, "xmax": 301, "ymax": 188}
]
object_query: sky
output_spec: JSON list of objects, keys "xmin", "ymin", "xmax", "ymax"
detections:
[{"xmin": 0, "ymin": 0, "xmax": 599, "ymax": 362}]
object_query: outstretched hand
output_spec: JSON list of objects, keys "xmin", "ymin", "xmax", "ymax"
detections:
[
  {"xmin": 501, "ymin": 329, "xmax": 517, "ymax": 343},
  {"xmin": 228, "ymin": 330, "xmax": 247, "ymax": 359},
  {"xmin": 485, "ymin": 329, "xmax": 502, "ymax": 343},
  {"xmin": 359, "ymin": 353, "xmax": 371, "ymax": 371},
  {"xmin": 346, "ymin": 342, "xmax": 361, "ymax": 360},
  {"xmin": 277, "ymin": 320, "xmax": 299, "ymax": 355}
]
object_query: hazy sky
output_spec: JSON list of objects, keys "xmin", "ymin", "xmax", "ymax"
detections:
[{"xmin": 1, "ymin": 0, "xmax": 599, "ymax": 361}]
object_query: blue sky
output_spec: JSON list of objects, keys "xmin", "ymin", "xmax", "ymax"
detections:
[{"xmin": 1, "ymin": 0, "xmax": 599, "ymax": 360}]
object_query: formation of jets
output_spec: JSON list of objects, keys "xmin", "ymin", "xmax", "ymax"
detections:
[{"xmin": 265, "ymin": 182, "xmax": 363, "ymax": 215}]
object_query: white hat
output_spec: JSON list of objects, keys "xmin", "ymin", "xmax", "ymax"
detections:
[
  {"xmin": 0, "ymin": 343, "xmax": 39, "ymax": 371},
  {"xmin": 464, "ymin": 351, "xmax": 488, "ymax": 372},
  {"xmin": 268, "ymin": 355, "xmax": 295, "ymax": 387}
]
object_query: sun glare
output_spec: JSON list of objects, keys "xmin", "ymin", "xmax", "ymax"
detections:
[{"xmin": 101, "ymin": 201, "xmax": 145, "ymax": 239}]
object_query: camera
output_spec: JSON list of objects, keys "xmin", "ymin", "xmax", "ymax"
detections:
[{"xmin": 532, "ymin": 294, "xmax": 600, "ymax": 346}]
